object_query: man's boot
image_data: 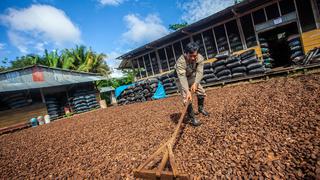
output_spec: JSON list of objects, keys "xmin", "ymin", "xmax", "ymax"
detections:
[
  {"xmin": 187, "ymin": 104, "xmax": 202, "ymax": 126},
  {"xmin": 197, "ymin": 95, "xmax": 209, "ymax": 116}
]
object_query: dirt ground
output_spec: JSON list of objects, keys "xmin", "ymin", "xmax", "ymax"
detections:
[{"xmin": 1, "ymin": 73, "xmax": 320, "ymax": 179}]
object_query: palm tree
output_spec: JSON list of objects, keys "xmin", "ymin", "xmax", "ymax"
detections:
[
  {"xmin": 91, "ymin": 53, "xmax": 110, "ymax": 76},
  {"xmin": 72, "ymin": 45, "xmax": 86, "ymax": 68},
  {"xmin": 72, "ymin": 46, "xmax": 111, "ymax": 76},
  {"xmin": 44, "ymin": 49, "xmax": 60, "ymax": 68},
  {"xmin": 60, "ymin": 49, "xmax": 75, "ymax": 70}
]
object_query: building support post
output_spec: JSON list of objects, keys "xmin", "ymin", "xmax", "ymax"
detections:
[{"xmin": 40, "ymin": 88, "xmax": 46, "ymax": 104}]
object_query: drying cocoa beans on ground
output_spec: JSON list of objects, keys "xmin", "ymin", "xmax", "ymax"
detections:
[{"xmin": 1, "ymin": 73, "xmax": 320, "ymax": 179}]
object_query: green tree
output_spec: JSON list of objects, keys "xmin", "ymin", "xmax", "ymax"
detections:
[
  {"xmin": 44, "ymin": 49, "xmax": 60, "ymax": 68},
  {"xmin": 3, "ymin": 45, "xmax": 111, "ymax": 76},
  {"xmin": 169, "ymin": 22, "xmax": 188, "ymax": 31},
  {"xmin": 60, "ymin": 49, "xmax": 75, "ymax": 69},
  {"xmin": 10, "ymin": 54, "xmax": 42, "ymax": 69}
]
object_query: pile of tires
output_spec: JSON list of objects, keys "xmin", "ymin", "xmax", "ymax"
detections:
[
  {"xmin": 302, "ymin": 47, "xmax": 320, "ymax": 65},
  {"xmin": 240, "ymin": 49, "xmax": 266, "ymax": 75},
  {"xmin": 158, "ymin": 72, "xmax": 178, "ymax": 94},
  {"xmin": 288, "ymin": 35, "xmax": 304, "ymax": 65},
  {"xmin": 71, "ymin": 90, "xmax": 99, "ymax": 113},
  {"xmin": 260, "ymin": 38, "xmax": 274, "ymax": 68},
  {"xmin": 46, "ymin": 97, "xmax": 64, "ymax": 120},
  {"xmin": 117, "ymin": 78, "xmax": 159, "ymax": 105},
  {"xmin": 2, "ymin": 93, "xmax": 30, "ymax": 109}
]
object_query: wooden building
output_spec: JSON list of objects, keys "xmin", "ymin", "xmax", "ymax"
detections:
[{"xmin": 117, "ymin": 0, "xmax": 320, "ymax": 79}]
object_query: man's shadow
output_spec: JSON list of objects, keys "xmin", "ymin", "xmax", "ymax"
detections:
[{"xmin": 170, "ymin": 113, "xmax": 182, "ymax": 124}]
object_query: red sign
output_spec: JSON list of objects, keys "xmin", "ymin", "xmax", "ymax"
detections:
[{"xmin": 32, "ymin": 66, "xmax": 44, "ymax": 82}]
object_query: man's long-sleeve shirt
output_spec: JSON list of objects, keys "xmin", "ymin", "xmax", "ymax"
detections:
[{"xmin": 174, "ymin": 54, "xmax": 204, "ymax": 94}]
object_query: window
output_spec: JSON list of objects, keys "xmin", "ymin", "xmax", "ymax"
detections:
[
  {"xmin": 138, "ymin": 57, "xmax": 146, "ymax": 78},
  {"xmin": 240, "ymin": 14, "xmax": 257, "ymax": 48},
  {"xmin": 165, "ymin": 45, "xmax": 176, "ymax": 69},
  {"xmin": 150, "ymin": 52, "xmax": 159, "ymax": 74},
  {"xmin": 214, "ymin": 24, "xmax": 229, "ymax": 52},
  {"xmin": 158, "ymin": 48, "xmax": 169, "ymax": 72},
  {"xmin": 192, "ymin": 33, "xmax": 206, "ymax": 58},
  {"xmin": 279, "ymin": 0, "xmax": 295, "ymax": 15},
  {"xmin": 296, "ymin": 0, "xmax": 317, "ymax": 32},
  {"xmin": 253, "ymin": 9, "xmax": 267, "ymax": 25},
  {"xmin": 132, "ymin": 59, "xmax": 141, "ymax": 78},
  {"xmin": 181, "ymin": 38, "xmax": 191, "ymax": 53},
  {"xmin": 265, "ymin": 3, "xmax": 280, "ymax": 20},
  {"xmin": 173, "ymin": 41, "xmax": 183, "ymax": 59},
  {"xmin": 225, "ymin": 20, "xmax": 243, "ymax": 52},
  {"xmin": 202, "ymin": 29, "xmax": 217, "ymax": 59},
  {"xmin": 144, "ymin": 54, "xmax": 152, "ymax": 76}
]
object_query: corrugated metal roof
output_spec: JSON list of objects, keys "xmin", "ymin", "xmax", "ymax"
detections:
[
  {"xmin": 0, "ymin": 65, "xmax": 109, "ymax": 93},
  {"xmin": 100, "ymin": 86, "xmax": 115, "ymax": 93}
]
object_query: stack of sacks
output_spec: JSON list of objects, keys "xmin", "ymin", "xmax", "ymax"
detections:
[
  {"xmin": 2, "ymin": 93, "xmax": 30, "ymax": 109},
  {"xmin": 229, "ymin": 34, "xmax": 243, "ymax": 51},
  {"xmin": 239, "ymin": 49, "xmax": 266, "ymax": 75},
  {"xmin": 158, "ymin": 72, "xmax": 178, "ymax": 94},
  {"xmin": 202, "ymin": 62, "xmax": 218, "ymax": 84},
  {"xmin": 46, "ymin": 97, "xmax": 64, "ymax": 119},
  {"xmin": 226, "ymin": 56, "xmax": 246, "ymax": 79},
  {"xmin": 260, "ymin": 38, "xmax": 274, "ymax": 68},
  {"xmin": 213, "ymin": 53, "xmax": 232, "ymax": 81},
  {"xmin": 288, "ymin": 34, "xmax": 304, "ymax": 65},
  {"xmin": 117, "ymin": 78, "xmax": 159, "ymax": 105}
]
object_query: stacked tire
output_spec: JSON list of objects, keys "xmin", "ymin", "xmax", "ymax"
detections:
[
  {"xmin": 159, "ymin": 72, "xmax": 178, "ymax": 94},
  {"xmin": 46, "ymin": 97, "xmax": 63, "ymax": 120},
  {"xmin": 260, "ymin": 38, "xmax": 274, "ymax": 68},
  {"xmin": 288, "ymin": 35, "xmax": 304, "ymax": 65},
  {"xmin": 117, "ymin": 79, "xmax": 159, "ymax": 105},
  {"xmin": 2, "ymin": 93, "xmax": 30, "ymax": 109},
  {"xmin": 240, "ymin": 49, "xmax": 266, "ymax": 75}
]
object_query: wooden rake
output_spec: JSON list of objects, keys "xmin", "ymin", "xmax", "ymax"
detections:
[{"xmin": 133, "ymin": 102, "xmax": 198, "ymax": 180}]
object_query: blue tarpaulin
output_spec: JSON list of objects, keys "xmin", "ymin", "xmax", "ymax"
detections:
[
  {"xmin": 115, "ymin": 83, "xmax": 134, "ymax": 98},
  {"xmin": 152, "ymin": 81, "xmax": 166, "ymax": 99},
  {"xmin": 115, "ymin": 81, "xmax": 166, "ymax": 99}
]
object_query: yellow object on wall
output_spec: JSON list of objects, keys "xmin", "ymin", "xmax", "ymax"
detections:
[{"xmin": 301, "ymin": 29, "xmax": 320, "ymax": 54}]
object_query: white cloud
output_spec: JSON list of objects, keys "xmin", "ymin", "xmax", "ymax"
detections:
[
  {"xmin": 0, "ymin": 43, "xmax": 5, "ymax": 50},
  {"xmin": 0, "ymin": 4, "xmax": 81, "ymax": 54},
  {"xmin": 98, "ymin": 0, "xmax": 124, "ymax": 6},
  {"xmin": 122, "ymin": 14, "xmax": 169, "ymax": 45},
  {"xmin": 106, "ymin": 50, "xmax": 126, "ymax": 78},
  {"xmin": 179, "ymin": 0, "xmax": 234, "ymax": 23}
]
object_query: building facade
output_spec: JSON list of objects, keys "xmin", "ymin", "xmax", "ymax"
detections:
[{"xmin": 118, "ymin": 0, "xmax": 320, "ymax": 80}]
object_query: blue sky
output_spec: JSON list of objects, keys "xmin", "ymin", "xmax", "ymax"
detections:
[{"xmin": 0, "ymin": 0, "xmax": 233, "ymax": 77}]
